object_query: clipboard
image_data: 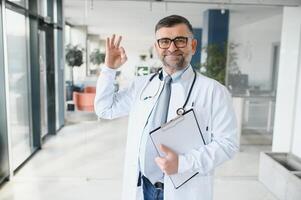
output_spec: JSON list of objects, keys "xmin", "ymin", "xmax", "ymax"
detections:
[{"xmin": 149, "ymin": 108, "xmax": 206, "ymax": 189}]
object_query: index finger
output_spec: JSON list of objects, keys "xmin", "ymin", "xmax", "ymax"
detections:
[
  {"xmin": 160, "ymin": 144, "xmax": 169, "ymax": 153},
  {"xmin": 155, "ymin": 157, "xmax": 166, "ymax": 166},
  {"xmin": 115, "ymin": 36, "xmax": 122, "ymax": 48},
  {"xmin": 106, "ymin": 37, "xmax": 110, "ymax": 51},
  {"xmin": 110, "ymin": 34, "xmax": 116, "ymax": 47}
]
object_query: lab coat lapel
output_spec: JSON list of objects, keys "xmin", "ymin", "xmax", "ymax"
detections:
[
  {"xmin": 168, "ymin": 66, "xmax": 195, "ymax": 120},
  {"xmin": 136, "ymin": 74, "xmax": 164, "ymax": 138},
  {"xmin": 180, "ymin": 65, "xmax": 194, "ymax": 94}
]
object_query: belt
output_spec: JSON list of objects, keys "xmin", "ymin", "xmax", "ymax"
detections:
[
  {"xmin": 154, "ymin": 181, "xmax": 164, "ymax": 190},
  {"xmin": 142, "ymin": 175, "xmax": 164, "ymax": 190}
]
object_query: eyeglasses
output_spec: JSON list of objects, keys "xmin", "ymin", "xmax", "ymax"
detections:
[{"xmin": 157, "ymin": 36, "xmax": 190, "ymax": 49}]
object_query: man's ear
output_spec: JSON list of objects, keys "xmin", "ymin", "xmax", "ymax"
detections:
[
  {"xmin": 154, "ymin": 41, "xmax": 159, "ymax": 52},
  {"xmin": 191, "ymin": 39, "xmax": 198, "ymax": 54}
]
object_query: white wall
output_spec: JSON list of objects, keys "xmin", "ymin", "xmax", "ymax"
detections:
[
  {"xmin": 272, "ymin": 7, "xmax": 301, "ymax": 158},
  {"xmin": 292, "ymin": 45, "xmax": 301, "ymax": 158},
  {"xmin": 69, "ymin": 26, "xmax": 87, "ymax": 84},
  {"xmin": 229, "ymin": 14, "xmax": 283, "ymax": 90}
]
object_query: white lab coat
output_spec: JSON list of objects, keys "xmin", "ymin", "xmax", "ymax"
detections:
[{"xmin": 95, "ymin": 66, "xmax": 238, "ymax": 200}]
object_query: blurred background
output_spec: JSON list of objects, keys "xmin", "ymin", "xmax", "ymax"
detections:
[{"xmin": 0, "ymin": 0, "xmax": 301, "ymax": 200}]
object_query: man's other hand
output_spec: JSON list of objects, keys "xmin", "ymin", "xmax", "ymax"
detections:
[{"xmin": 155, "ymin": 144, "xmax": 178, "ymax": 175}]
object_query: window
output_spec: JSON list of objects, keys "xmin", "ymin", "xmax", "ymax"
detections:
[{"xmin": 5, "ymin": 8, "xmax": 33, "ymax": 169}]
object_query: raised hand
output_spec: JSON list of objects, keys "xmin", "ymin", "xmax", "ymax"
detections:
[{"xmin": 105, "ymin": 34, "xmax": 127, "ymax": 69}]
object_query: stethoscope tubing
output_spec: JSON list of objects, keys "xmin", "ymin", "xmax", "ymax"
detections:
[{"xmin": 140, "ymin": 68, "xmax": 197, "ymax": 115}]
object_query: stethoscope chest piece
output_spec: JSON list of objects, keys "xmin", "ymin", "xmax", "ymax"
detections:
[{"xmin": 176, "ymin": 108, "xmax": 185, "ymax": 116}]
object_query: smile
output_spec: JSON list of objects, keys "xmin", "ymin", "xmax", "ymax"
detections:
[{"xmin": 165, "ymin": 54, "xmax": 183, "ymax": 58}]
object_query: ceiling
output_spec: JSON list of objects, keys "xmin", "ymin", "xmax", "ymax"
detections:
[{"xmin": 64, "ymin": 0, "xmax": 285, "ymax": 41}]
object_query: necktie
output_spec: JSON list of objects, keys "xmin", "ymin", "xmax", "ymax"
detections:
[
  {"xmin": 153, "ymin": 75, "xmax": 172, "ymax": 126},
  {"xmin": 143, "ymin": 75, "xmax": 172, "ymax": 184}
]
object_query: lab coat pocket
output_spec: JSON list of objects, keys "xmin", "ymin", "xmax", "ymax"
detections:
[
  {"xmin": 189, "ymin": 174, "xmax": 214, "ymax": 200},
  {"xmin": 193, "ymin": 107, "xmax": 211, "ymax": 145},
  {"xmin": 170, "ymin": 173, "xmax": 214, "ymax": 200}
]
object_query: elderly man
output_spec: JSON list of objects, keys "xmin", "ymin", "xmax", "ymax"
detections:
[{"xmin": 95, "ymin": 15, "xmax": 238, "ymax": 200}]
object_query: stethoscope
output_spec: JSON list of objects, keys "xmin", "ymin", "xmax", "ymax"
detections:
[{"xmin": 139, "ymin": 68, "xmax": 197, "ymax": 116}]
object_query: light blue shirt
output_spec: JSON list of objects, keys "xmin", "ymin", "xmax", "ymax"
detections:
[{"xmin": 139, "ymin": 65, "xmax": 190, "ymax": 184}]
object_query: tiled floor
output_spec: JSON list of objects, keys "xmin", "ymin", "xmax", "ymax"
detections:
[{"xmin": 0, "ymin": 113, "xmax": 278, "ymax": 200}]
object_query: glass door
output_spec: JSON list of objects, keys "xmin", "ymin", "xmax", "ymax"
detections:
[
  {"xmin": 39, "ymin": 29, "xmax": 48, "ymax": 138},
  {"xmin": 0, "ymin": 1, "xmax": 10, "ymax": 183},
  {"xmin": 5, "ymin": 8, "xmax": 33, "ymax": 170}
]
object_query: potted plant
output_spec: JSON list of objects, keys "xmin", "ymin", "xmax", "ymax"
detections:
[
  {"xmin": 89, "ymin": 49, "xmax": 105, "ymax": 66},
  {"xmin": 65, "ymin": 44, "xmax": 84, "ymax": 85},
  {"xmin": 200, "ymin": 43, "xmax": 227, "ymax": 85},
  {"xmin": 65, "ymin": 44, "xmax": 84, "ymax": 101},
  {"xmin": 89, "ymin": 49, "xmax": 106, "ymax": 75}
]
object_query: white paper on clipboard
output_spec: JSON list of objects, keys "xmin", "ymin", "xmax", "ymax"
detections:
[{"xmin": 149, "ymin": 108, "xmax": 206, "ymax": 189}]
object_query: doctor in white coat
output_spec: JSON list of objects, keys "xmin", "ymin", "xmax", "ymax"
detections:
[{"xmin": 95, "ymin": 15, "xmax": 238, "ymax": 200}]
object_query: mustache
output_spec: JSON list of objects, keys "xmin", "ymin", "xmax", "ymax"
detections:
[{"xmin": 163, "ymin": 50, "xmax": 183, "ymax": 56}]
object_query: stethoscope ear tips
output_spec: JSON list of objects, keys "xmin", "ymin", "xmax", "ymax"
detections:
[{"xmin": 144, "ymin": 96, "xmax": 151, "ymax": 100}]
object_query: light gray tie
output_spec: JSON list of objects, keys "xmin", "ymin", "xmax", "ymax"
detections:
[
  {"xmin": 153, "ymin": 75, "xmax": 172, "ymax": 126},
  {"xmin": 144, "ymin": 75, "xmax": 172, "ymax": 183}
]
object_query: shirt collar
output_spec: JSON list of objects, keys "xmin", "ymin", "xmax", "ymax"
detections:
[{"xmin": 161, "ymin": 64, "xmax": 191, "ymax": 82}]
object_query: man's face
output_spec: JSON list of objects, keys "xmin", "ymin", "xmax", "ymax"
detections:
[{"xmin": 155, "ymin": 23, "xmax": 197, "ymax": 71}]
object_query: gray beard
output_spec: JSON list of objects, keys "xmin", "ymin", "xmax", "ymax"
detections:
[{"xmin": 162, "ymin": 55, "xmax": 187, "ymax": 71}]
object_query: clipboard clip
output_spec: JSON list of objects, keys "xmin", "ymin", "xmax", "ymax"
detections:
[{"xmin": 161, "ymin": 115, "xmax": 185, "ymax": 131}]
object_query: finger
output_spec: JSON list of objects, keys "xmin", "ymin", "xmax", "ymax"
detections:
[
  {"xmin": 160, "ymin": 144, "xmax": 170, "ymax": 154},
  {"xmin": 119, "ymin": 47, "xmax": 127, "ymax": 63},
  {"xmin": 155, "ymin": 157, "xmax": 165, "ymax": 166},
  {"xmin": 106, "ymin": 37, "xmax": 110, "ymax": 50},
  {"xmin": 155, "ymin": 157, "xmax": 160, "ymax": 166},
  {"xmin": 115, "ymin": 36, "xmax": 122, "ymax": 48},
  {"xmin": 119, "ymin": 47, "xmax": 126, "ymax": 57},
  {"xmin": 110, "ymin": 34, "xmax": 116, "ymax": 47},
  {"xmin": 155, "ymin": 157, "xmax": 166, "ymax": 171}
]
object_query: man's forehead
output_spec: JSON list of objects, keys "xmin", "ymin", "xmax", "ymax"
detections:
[{"xmin": 155, "ymin": 24, "xmax": 192, "ymax": 38}]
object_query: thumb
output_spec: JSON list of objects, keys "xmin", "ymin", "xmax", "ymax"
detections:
[
  {"xmin": 119, "ymin": 47, "xmax": 127, "ymax": 61},
  {"xmin": 160, "ymin": 144, "xmax": 170, "ymax": 155}
]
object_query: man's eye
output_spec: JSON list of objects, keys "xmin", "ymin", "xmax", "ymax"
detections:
[
  {"xmin": 175, "ymin": 38, "xmax": 186, "ymax": 43},
  {"xmin": 160, "ymin": 39, "xmax": 170, "ymax": 44}
]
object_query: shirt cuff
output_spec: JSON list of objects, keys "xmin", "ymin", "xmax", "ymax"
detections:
[
  {"xmin": 101, "ymin": 66, "xmax": 117, "ymax": 79},
  {"xmin": 102, "ymin": 65, "xmax": 117, "ymax": 73},
  {"xmin": 178, "ymin": 154, "xmax": 192, "ymax": 174}
]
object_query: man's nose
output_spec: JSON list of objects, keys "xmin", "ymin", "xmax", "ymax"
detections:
[{"xmin": 168, "ymin": 41, "xmax": 178, "ymax": 52}]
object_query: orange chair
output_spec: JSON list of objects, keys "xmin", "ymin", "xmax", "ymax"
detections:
[
  {"xmin": 84, "ymin": 86, "xmax": 96, "ymax": 93},
  {"xmin": 73, "ymin": 91, "xmax": 96, "ymax": 112}
]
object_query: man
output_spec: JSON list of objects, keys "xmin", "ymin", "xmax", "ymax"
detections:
[{"xmin": 95, "ymin": 15, "xmax": 238, "ymax": 200}]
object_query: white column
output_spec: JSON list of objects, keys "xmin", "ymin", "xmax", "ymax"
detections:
[
  {"xmin": 291, "ymin": 30, "xmax": 301, "ymax": 158},
  {"xmin": 272, "ymin": 7, "xmax": 301, "ymax": 154}
]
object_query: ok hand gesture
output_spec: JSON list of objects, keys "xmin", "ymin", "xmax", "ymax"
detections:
[{"xmin": 105, "ymin": 34, "xmax": 127, "ymax": 69}]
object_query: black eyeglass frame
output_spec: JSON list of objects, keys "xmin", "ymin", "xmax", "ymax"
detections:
[{"xmin": 156, "ymin": 36, "xmax": 192, "ymax": 49}]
